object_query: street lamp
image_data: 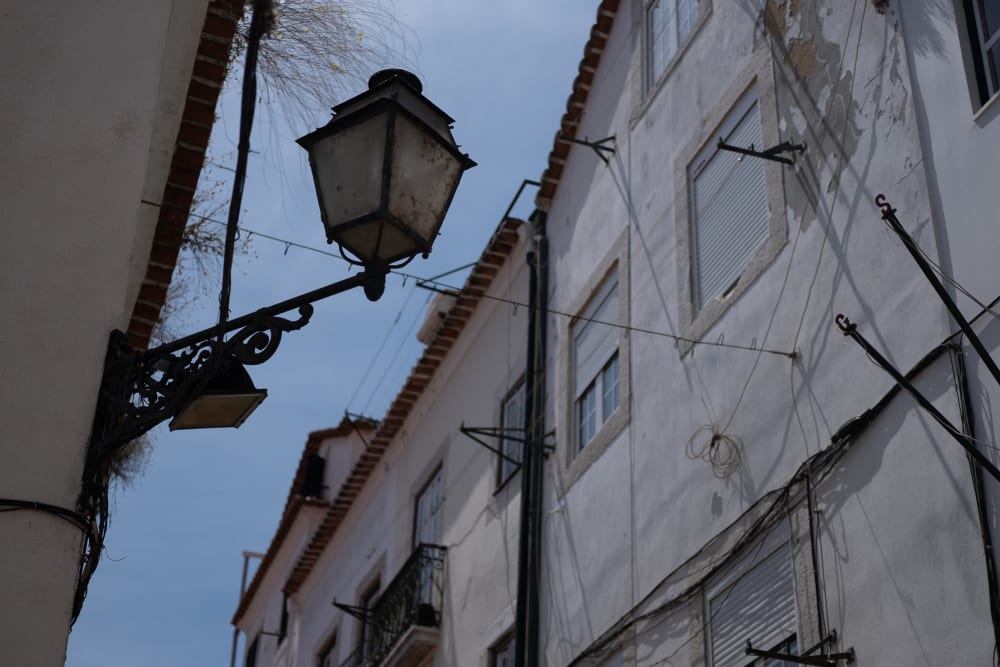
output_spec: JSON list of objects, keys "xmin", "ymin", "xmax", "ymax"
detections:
[
  {"xmin": 87, "ymin": 68, "xmax": 474, "ymax": 466},
  {"xmin": 299, "ymin": 69, "xmax": 475, "ymax": 291}
]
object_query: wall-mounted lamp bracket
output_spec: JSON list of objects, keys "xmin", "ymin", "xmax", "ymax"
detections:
[
  {"xmin": 88, "ymin": 268, "xmax": 388, "ymax": 470},
  {"xmin": 559, "ymin": 134, "xmax": 617, "ymax": 165},
  {"xmin": 717, "ymin": 138, "xmax": 805, "ymax": 165}
]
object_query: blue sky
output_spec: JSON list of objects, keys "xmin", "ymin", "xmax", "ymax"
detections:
[{"xmin": 66, "ymin": 3, "xmax": 597, "ymax": 665}]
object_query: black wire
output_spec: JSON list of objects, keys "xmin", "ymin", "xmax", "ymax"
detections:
[{"xmin": 0, "ymin": 498, "xmax": 92, "ymax": 539}]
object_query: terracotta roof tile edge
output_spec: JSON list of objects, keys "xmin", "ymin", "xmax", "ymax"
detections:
[
  {"xmin": 534, "ymin": 0, "xmax": 619, "ymax": 212},
  {"xmin": 232, "ymin": 217, "xmax": 525, "ymax": 624},
  {"xmin": 230, "ymin": 415, "xmax": 377, "ymax": 625},
  {"xmin": 126, "ymin": 0, "xmax": 242, "ymax": 350}
]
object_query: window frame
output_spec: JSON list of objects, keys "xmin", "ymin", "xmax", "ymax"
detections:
[
  {"xmin": 572, "ymin": 274, "xmax": 621, "ymax": 452},
  {"xmin": 413, "ymin": 464, "xmax": 444, "ymax": 548},
  {"xmin": 489, "ymin": 631, "xmax": 516, "ymax": 667},
  {"xmin": 317, "ymin": 631, "xmax": 337, "ymax": 667},
  {"xmin": 497, "ymin": 377, "xmax": 526, "ymax": 489},
  {"xmin": 674, "ymin": 51, "xmax": 787, "ymax": 352},
  {"xmin": 558, "ymin": 230, "xmax": 630, "ymax": 493},
  {"xmin": 960, "ymin": 0, "xmax": 1000, "ymax": 109},
  {"xmin": 644, "ymin": 0, "xmax": 711, "ymax": 97},
  {"xmin": 356, "ymin": 578, "xmax": 381, "ymax": 660}
]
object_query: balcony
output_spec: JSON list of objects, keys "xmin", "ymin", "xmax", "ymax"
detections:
[{"xmin": 340, "ymin": 544, "xmax": 447, "ymax": 667}]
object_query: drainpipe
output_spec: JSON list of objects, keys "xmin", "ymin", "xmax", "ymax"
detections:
[
  {"xmin": 515, "ymin": 209, "xmax": 548, "ymax": 667},
  {"xmin": 230, "ymin": 550, "xmax": 265, "ymax": 667}
]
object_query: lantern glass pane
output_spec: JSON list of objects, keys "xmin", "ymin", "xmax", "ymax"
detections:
[
  {"xmin": 388, "ymin": 113, "xmax": 464, "ymax": 245},
  {"xmin": 334, "ymin": 220, "xmax": 385, "ymax": 265},
  {"xmin": 312, "ymin": 114, "xmax": 387, "ymax": 228}
]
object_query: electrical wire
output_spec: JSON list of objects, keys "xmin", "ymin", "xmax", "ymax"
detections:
[
  {"xmin": 0, "ymin": 499, "xmax": 93, "ymax": 539},
  {"xmin": 344, "ymin": 284, "xmax": 420, "ymax": 412}
]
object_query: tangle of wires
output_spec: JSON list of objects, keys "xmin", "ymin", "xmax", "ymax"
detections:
[
  {"xmin": 569, "ymin": 401, "xmax": 877, "ymax": 666},
  {"xmin": 685, "ymin": 425, "xmax": 743, "ymax": 479}
]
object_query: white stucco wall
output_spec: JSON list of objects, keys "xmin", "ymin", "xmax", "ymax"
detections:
[
  {"xmin": 242, "ymin": 241, "xmax": 533, "ymax": 667},
  {"xmin": 897, "ymin": 1, "xmax": 1000, "ymax": 315},
  {"xmin": 0, "ymin": 2, "xmax": 209, "ymax": 663},
  {"xmin": 537, "ymin": 0, "xmax": 996, "ymax": 664}
]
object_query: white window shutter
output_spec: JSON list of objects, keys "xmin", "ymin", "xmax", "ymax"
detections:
[
  {"xmin": 708, "ymin": 543, "xmax": 797, "ymax": 667},
  {"xmin": 692, "ymin": 99, "xmax": 769, "ymax": 310}
]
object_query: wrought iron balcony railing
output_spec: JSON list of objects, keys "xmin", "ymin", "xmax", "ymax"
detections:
[{"xmin": 339, "ymin": 544, "xmax": 447, "ymax": 667}]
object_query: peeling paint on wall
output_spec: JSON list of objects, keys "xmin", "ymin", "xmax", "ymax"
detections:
[{"xmin": 761, "ymin": 0, "xmax": 863, "ymax": 231}]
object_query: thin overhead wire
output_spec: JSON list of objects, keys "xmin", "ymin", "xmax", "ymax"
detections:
[{"xmin": 151, "ymin": 207, "xmax": 797, "ymax": 359}]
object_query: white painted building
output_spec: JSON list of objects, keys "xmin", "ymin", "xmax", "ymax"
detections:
[
  {"xmin": 235, "ymin": 1, "xmax": 1000, "ymax": 666},
  {"xmin": 0, "ymin": 1, "xmax": 237, "ymax": 663},
  {"xmin": 233, "ymin": 218, "xmax": 532, "ymax": 667}
]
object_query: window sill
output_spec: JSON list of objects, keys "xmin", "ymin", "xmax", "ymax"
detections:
[{"xmin": 493, "ymin": 468, "xmax": 522, "ymax": 496}]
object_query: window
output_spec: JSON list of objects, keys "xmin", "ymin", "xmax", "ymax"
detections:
[
  {"xmin": 707, "ymin": 542, "xmax": 797, "ymax": 667},
  {"xmin": 498, "ymin": 379, "xmax": 525, "ymax": 486},
  {"xmin": 674, "ymin": 54, "xmax": 787, "ymax": 348},
  {"xmin": 646, "ymin": 0, "xmax": 700, "ymax": 87},
  {"xmin": 415, "ymin": 467, "xmax": 444, "ymax": 605},
  {"xmin": 278, "ymin": 594, "xmax": 289, "ymax": 644},
  {"xmin": 572, "ymin": 274, "xmax": 620, "ymax": 451},
  {"xmin": 244, "ymin": 634, "xmax": 259, "ymax": 667},
  {"xmin": 963, "ymin": 0, "xmax": 1000, "ymax": 105},
  {"xmin": 490, "ymin": 632, "xmax": 516, "ymax": 667},
  {"xmin": 690, "ymin": 87, "xmax": 768, "ymax": 311},
  {"xmin": 414, "ymin": 466, "xmax": 444, "ymax": 546},
  {"xmin": 318, "ymin": 634, "xmax": 336, "ymax": 667},
  {"xmin": 357, "ymin": 579, "xmax": 381, "ymax": 660}
]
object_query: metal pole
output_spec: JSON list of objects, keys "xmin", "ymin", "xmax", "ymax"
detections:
[
  {"xmin": 876, "ymin": 195, "xmax": 1000, "ymax": 389},
  {"xmin": 230, "ymin": 550, "xmax": 265, "ymax": 667},
  {"xmin": 219, "ymin": 0, "xmax": 270, "ymax": 326},
  {"xmin": 514, "ymin": 249, "xmax": 538, "ymax": 667},
  {"xmin": 835, "ymin": 314, "xmax": 1000, "ymax": 482}
]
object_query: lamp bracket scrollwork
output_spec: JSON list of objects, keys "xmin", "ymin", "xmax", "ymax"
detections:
[{"xmin": 87, "ymin": 269, "xmax": 381, "ymax": 466}]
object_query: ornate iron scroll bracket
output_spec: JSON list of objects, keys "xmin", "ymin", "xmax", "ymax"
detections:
[
  {"xmin": 87, "ymin": 268, "xmax": 385, "ymax": 467},
  {"xmin": 90, "ymin": 306, "xmax": 315, "ymax": 463}
]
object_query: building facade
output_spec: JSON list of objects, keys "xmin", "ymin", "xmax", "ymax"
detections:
[
  {"xmin": 0, "ymin": 1, "xmax": 237, "ymax": 663},
  {"xmin": 235, "ymin": 1, "xmax": 1000, "ymax": 666}
]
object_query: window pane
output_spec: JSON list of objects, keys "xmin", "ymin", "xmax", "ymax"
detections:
[
  {"xmin": 601, "ymin": 353, "xmax": 620, "ymax": 422},
  {"xmin": 648, "ymin": 0, "xmax": 677, "ymax": 81},
  {"xmin": 678, "ymin": 0, "xmax": 698, "ymax": 42},
  {"xmin": 415, "ymin": 469, "xmax": 443, "ymax": 546},
  {"xmin": 988, "ymin": 42, "xmax": 1000, "ymax": 93},
  {"xmin": 491, "ymin": 634, "xmax": 515, "ymax": 667},
  {"xmin": 978, "ymin": 0, "xmax": 1000, "ymax": 38},
  {"xmin": 578, "ymin": 385, "xmax": 597, "ymax": 447},
  {"xmin": 499, "ymin": 383, "xmax": 525, "ymax": 483}
]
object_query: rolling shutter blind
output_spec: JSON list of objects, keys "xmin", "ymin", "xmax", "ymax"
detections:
[
  {"xmin": 709, "ymin": 543, "xmax": 796, "ymax": 667},
  {"xmin": 574, "ymin": 279, "xmax": 619, "ymax": 397},
  {"xmin": 692, "ymin": 99, "xmax": 769, "ymax": 310}
]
